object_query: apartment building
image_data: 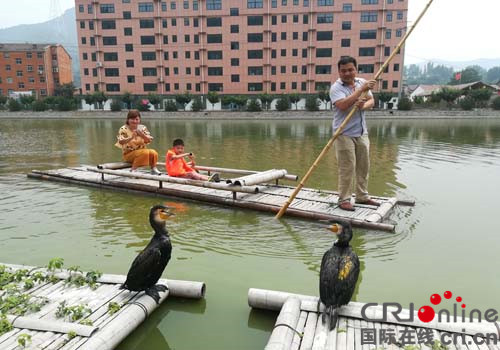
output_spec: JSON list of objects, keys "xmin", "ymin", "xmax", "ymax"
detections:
[
  {"xmin": 0, "ymin": 44, "xmax": 73, "ymax": 97},
  {"xmin": 76, "ymin": 0, "xmax": 407, "ymax": 96}
]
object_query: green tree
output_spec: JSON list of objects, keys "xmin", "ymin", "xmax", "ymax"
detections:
[
  {"xmin": 258, "ymin": 93, "xmax": 273, "ymax": 111},
  {"xmin": 0, "ymin": 95, "xmax": 8, "ymax": 105},
  {"xmin": 175, "ymin": 92, "xmax": 192, "ymax": 111},
  {"xmin": 275, "ymin": 95, "xmax": 290, "ymax": 111},
  {"xmin": 467, "ymin": 88, "xmax": 493, "ymax": 108},
  {"xmin": 84, "ymin": 94, "xmax": 95, "ymax": 109},
  {"xmin": 318, "ymin": 90, "xmax": 331, "ymax": 110},
  {"xmin": 377, "ymin": 92, "xmax": 393, "ymax": 108},
  {"xmin": 110, "ymin": 99, "xmax": 122, "ymax": 111},
  {"xmin": 191, "ymin": 96, "xmax": 204, "ymax": 111},
  {"xmin": 147, "ymin": 93, "xmax": 162, "ymax": 110},
  {"xmin": 246, "ymin": 98, "xmax": 262, "ymax": 112},
  {"xmin": 207, "ymin": 91, "xmax": 219, "ymax": 110},
  {"xmin": 137, "ymin": 100, "xmax": 151, "ymax": 111},
  {"xmin": 460, "ymin": 96, "xmax": 475, "ymax": 111},
  {"xmin": 92, "ymin": 91, "xmax": 107, "ymax": 109},
  {"xmin": 437, "ymin": 87, "xmax": 462, "ymax": 108},
  {"xmin": 429, "ymin": 92, "xmax": 441, "ymax": 104},
  {"xmin": 305, "ymin": 95, "xmax": 319, "ymax": 111},
  {"xmin": 56, "ymin": 97, "xmax": 76, "ymax": 111},
  {"xmin": 32, "ymin": 100, "xmax": 48, "ymax": 111},
  {"xmin": 19, "ymin": 95, "xmax": 35, "ymax": 109},
  {"xmin": 397, "ymin": 97, "xmax": 412, "ymax": 110},
  {"xmin": 121, "ymin": 91, "xmax": 133, "ymax": 109},
  {"xmin": 486, "ymin": 66, "xmax": 500, "ymax": 84},
  {"xmin": 232, "ymin": 95, "xmax": 248, "ymax": 110},
  {"xmin": 54, "ymin": 83, "xmax": 75, "ymax": 98},
  {"xmin": 413, "ymin": 96, "xmax": 424, "ymax": 105},
  {"xmin": 289, "ymin": 93, "xmax": 301, "ymax": 110},
  {"xmin": 220, "ymin": 95, "xmax": 234, "ymax": 107},
  {"xmin": 7, "ymin": 99, "xmax": 22, "ymax": 111},
  {"xmin": 449, "ymin": 67, "xmax": 482, "ymax": 85},
  {"xmin": 491, "ymin": 96, "xmax": 500, "ymax": 110},
  {"xmin": 164, "ymin": 100, "xmax": 177, "ymax": 111}
]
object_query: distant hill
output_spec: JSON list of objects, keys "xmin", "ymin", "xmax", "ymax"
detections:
[
  {"xmin": 412, "ymin": 58, "xmax": 500, "ymax": 71},
  {"xmin": 0, "ymin": 8, "xmax": 80, "ymax": 87}
]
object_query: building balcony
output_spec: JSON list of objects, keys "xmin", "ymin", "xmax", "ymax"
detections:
[
  {"xmin": 199, "ymin": 47, "xmax": 207, "ymax": 51},
  {"xmin": 308, "ymin": 44, "xmax": 315, "ymax": 48},
  {"xmin": 378, "ymin": 25, "xmax": 387, "ymax": 29},
  {"xmin": 158, "ymin": 77, "xmax": 164, "ymax": 83},
  {"xmin": 263, "ymin": 63, "xmax": 271, "ymax": 66},
  {"xmin": 200, "ymin": 63, "xmax": 207, "ymax": 67},
  {"xmin": 307, "ymin": 62, "xmax": 315, "ymax": 66},
  {"xmin": 308, "ymin": 28, "xmax": 316, "ymax": 32}
]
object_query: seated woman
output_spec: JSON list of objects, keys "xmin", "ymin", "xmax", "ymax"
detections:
[{"xmin": 115, "ymin": 110, "xmax": 161, "ymax": 175}]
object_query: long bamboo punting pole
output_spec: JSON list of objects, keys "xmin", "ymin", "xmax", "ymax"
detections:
[{"xmin": 275, "ymin": 0, "xmax": 434, "ymax": 219}]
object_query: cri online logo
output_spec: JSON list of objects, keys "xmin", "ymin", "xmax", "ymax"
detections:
[{"xmin": 418, "ymin": 290, "xmax": 464, "ymax": 323}]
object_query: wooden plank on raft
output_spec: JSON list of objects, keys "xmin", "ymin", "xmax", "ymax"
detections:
[
  {"xmin": 336, "ymin": 317, "xmax": 348, "ymax": 350},
  {"xmin": 291, "ymin": 311, "xmax": 308, "ymax": 350},
  {"xmin": 265, "ymin": 298, "xmax": 301, "ymax": 350},
  {"xmin": 300, "ymin": 312, "xmax": 318, "ymax": 350}
]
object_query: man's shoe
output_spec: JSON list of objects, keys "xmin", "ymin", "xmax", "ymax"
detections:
[
  {"xmin": 208, "ymin": 172, "xmax": 220, "ymax": 182},
  {"xmin": 339, "ymin": 202, "xmax": 355, "ymax": 211},
  {"xmin": 151, "ymin": 167, "xmax": 162, "ymax": 175},
  {"xmin": 356, "ymin": 198, "xmax": 380, "ymax": 206}
]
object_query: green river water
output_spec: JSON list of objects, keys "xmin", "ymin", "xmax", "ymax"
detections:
[{"xmin": 0, "ymin": 117, "xmax": 499, "ymax": 349}]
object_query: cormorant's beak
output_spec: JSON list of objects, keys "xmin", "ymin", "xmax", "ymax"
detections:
[
  {"xmin": 159, "ymin": 207, "xmax": 175, "ymax": 219},
  {"xmin": 329, "ymin": 223, "xmax": 341, "ymax": 234}
]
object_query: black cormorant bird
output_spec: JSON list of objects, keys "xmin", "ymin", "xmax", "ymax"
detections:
[
  {"xmin": 319, "ymin": 219, "xmax": 360, "ymax": 330},
  {"xmin": 121, "ymin": 205, "xmax": 173, "ymax": 304}
]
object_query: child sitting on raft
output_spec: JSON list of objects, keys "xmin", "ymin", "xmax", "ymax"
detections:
[{"xmin": 165, "ymin": 139, "xmax": 220, "ymax": 182}]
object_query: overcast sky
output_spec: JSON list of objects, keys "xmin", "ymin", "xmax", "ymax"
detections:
[{"xmin": 0, "ymin": 0, "xmax": 499, "ymax": 64}]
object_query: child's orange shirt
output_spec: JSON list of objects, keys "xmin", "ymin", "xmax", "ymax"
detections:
[{"xmin": 165, "ymin": 148, "xmax": 194, "ymax": 176}]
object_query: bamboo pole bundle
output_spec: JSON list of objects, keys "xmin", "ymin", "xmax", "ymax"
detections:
[
  {"xmin": 264, "ymin": 297, "xmax": 302, "ymax": 350},
  {"xmin": 249, "ymin": 289, "xmax": 499, "ymax": 336},
  {"xmin": 227, "ymin": 169, "xmax": 288, "ymax": 186},
  {"xmin": 2, "ymin": 263, "xmax": 206, "ymax": 299},
  {"xmin": 97, "ymin": 162, "xmax": 131, "ymax": 170},
  {"xmin": 196, "ymin": 165, "xmax": 299, "ymax": 182},
  {"xmin": 87, "ymin": 167, "xmax": 260, "ymax": 194},
  {"xmin": 5, "ymin": 315, "xmax": 97, "ymax": 337}
]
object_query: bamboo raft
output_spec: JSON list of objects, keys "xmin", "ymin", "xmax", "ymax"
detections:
[
  {"xmin": 249, "ymin": 288, "xmax": 500, "ymax": 350},
  {"xmin": 0, "ymin": 263, "xmax": 205, "ymax": 350},
  {"xmin": 27, "ymin": 163, "xmax": 415, "ymax": 232}
]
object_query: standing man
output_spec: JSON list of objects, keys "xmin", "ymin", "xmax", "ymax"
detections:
[{"xmin": 329, "ymin": 56, "xmax": 380, "ymax": 211}]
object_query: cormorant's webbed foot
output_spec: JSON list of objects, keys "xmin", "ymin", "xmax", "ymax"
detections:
[
  {"xmin": 145, "ymin": 287, "xmax": 161, "ymax": 304},
  {"xmin": 155, "ymin": 283, "xmax": 169, "ymax": 292}
]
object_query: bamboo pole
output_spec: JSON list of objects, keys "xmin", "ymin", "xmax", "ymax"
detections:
[
  {"xmin": 195, "ymin": 165, "xmax": 299, "ymax": 182},
  {"xmin": 275, "ymin": 0, "xmax": 434, "ymax": 219},
  {"xmin": 97, "ymin": 162, "xmax": 131, "ymax": 170},
  {"xmin": 265, "ymin": 298, "xmax": 302, "ymax": 350},
  {"xmin": 5, "ymin": 315, "xmax": 97, "ymax": 337},
  {"xmin": 228, "ymin": 169, "xmax": 288, "ymax": 186}
]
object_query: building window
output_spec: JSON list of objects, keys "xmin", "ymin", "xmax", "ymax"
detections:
[
  {"xmin": 272, "ymin": 16, "xmax": 277, "ymax": 25},
  {"xmin": 186, "ymin": 67, "xmax": 191, "ymax": 74},
  {"xmin": 342, "ymin": 21, "xmax": 351, "ymax": 30},
  {"xmin": 272, "ymin": 0, "xmax": 277, "ymax": 7},
  {"xmin": 281, "ymin": 32, "xmax": 287, "ymax": 40},
  {"xmin": 230, "ymin": 8, "xmax": 239, "ymax": 15},
  {"xmin": 193, "ymin": 0, "xmax": 199, "ymax": 10},
  {"xmin": 80, "ymin": 21, "xmax": 85, "ymax": 29},
  {"xmin": 83, "ymin": 68, "xmax": 89, "ymax": 76},
  {"xmin": 206, "ymin": 0, "xmax": 222, "ymax": 10},
  {"xmin": 231, "ymin": 42, "xmax": 239, "ymax": 50},
  {"xmin": 90, "ymin": 37, "xmax": 95, "ymax": 46},
  {"xmin": 161, "ymin": 2, "xmax": 167, "ymax": 10},
  {"xmin": 143, "ymin": 68, "xmax": 158, "ymax": 76},
  {"xmin": 127, "ymin": 75, "xmax": 135, "ymax": 83},
  {"xmin": 102, "ymin": 20, "xmax": 116, "ymax": 29},
  {"xmin": 246, "ymin": 33, "xmax": 262, "ymax": 42},
  {"xmin": 184, "ymin": 0, "xmax": 189, "ymax": 9},
  {"xmin": 385, "ymin": 30, "xmax": 391, "ymax": 39},
  {"xmin": 207, "ymin": 34, "xmax": 222, "ymax": 43},
  {"xmin": 280, "ymin": 66, "xmax": 286, "ymax": 74},
  {"xmin": 393, "ymin": 63, "xmax": 400, "ymax": 71},
  {"xmin": 359, "ymin": 47, "xmax": 375, "ymax": 56},
  {"xmin": 317, "ymin": 13, "xmax": 333, "ymax": 23},
  {"xmin": 396, "ymin": 29, "xmax": 402, "ymax": 37},
  {"xmin": 142, "ymin": 52, "xmax": 157, "ymax": 60},
  {"xmin": 207, "ymin": 17, "xmax": 222, "ymax": 26},
  {"xmin": 361, "ymin": 11, "xmax": 378, "ymax": 22},
  {"xmin": 171, "ymin": 1, "xmax": 176, "ymax": 9},
  {"xmin": 231, "ymin": 58, "xmax": 239, "ymax": 66},
  {"xmin": 385, "ymin": 47, "xmax": 390, "ymax": 56},
  {"xmin": 271, "ymin": 66, "xmax": 276, "ymax": 75},
  {"xmin": 184, "ymin": 18, "xmax": 189, "ymax": 26},
  {"xmin": 303, "ymin": 32, "xmax": 308, "ymax": 41},
  {"xmin": 208, "ymin": 83, "xmax": 223, "ymax": 91},
  {"xmin": 397, "ymin": 11, "xmax": 403, "ymax": 20},
  {"xmin": 293, "ymin": 32, "xmax": 298, "ymax": 40},
  {"xmin": 123, "ymin": 11, "xmax": 132, "ymax": 19},
  {"xmin": 81, "ymin": 37, "xmax": 87, "ymax": 45},
  {"xmin": 317, "ymin": 31, "xmax": 333, "ymax": 40},
  {"xmin": 361, "ymin": 0, "xmax": 378, "ymax": 3},
  {"xmin": 106, "ymin": 84, "xmax": 120, "ymax": 92},
  {"xmin": 318, "ymin": 0, "xmax": 333, "ymax": 5},
  {"xmin": 144, "ymin": 83, "xmax": 157, "ymax": 92},
  {"xmin": 272, "ymin": 33, "xmax": 277, "ymax": 42},
  {"xmin": 185, "ymin": 34, "xmax": 190, "ymax": 42},
  {"xmin": 16, "ymin": 58, "xmax": 22, "ymax": 64},
  {"xmin": 360, "ymin": 30, "xmax": 377, "ymax": 39},
  {"xmin": 103, "ymin": 36, "xmax": 117, "ymax": 45},
  {"xmin": 341, "ymin": 39, "xmax": 351, "ymax": 47},
  {"xmin": 248, "ymin": 16, "xmax": 263, "ymax": 25},
  {"xmin": 343, "ymin": 3, "xmax": 352, "ymax": 12},
  {"xmin": 382, "ymin": 80, "xmax": 388, "ymax": 89},
  {"xmin": 280, "ymin": 49, "xmax": 286, "ymax": 56},
  {"xmin": 140, "ymin": 19, "xmax": 155, "ymax": 28},
  {"xmin": 208, "ymin": 50, "xmax": 223, "ymax": 59},
  {"xmin": 208, "ymin": 67, "xmax": 223, "ymax": 76},
  {"xmin": 248, "ymin": 83, "xmax": 263, "ymax": 91},
  {"xmin": 302, "ymin": 49, "xmax": 307, "ymax": 58},
  {"xmin": 248, "ymin": 0, "xmax": 263, "ymax": 8},
  {"xmin": 173, "ymin": 35, "xmax": 177, "ymax": 43},
  {"xmin": 282, "ymin": 0, "xmax": 287, "ymax": 5},
  {"xmin": 316, "ymin": 48, "xmax": 332, "ymax": 57},
  {"xmin": 79, "ymin": 4, "xmax": 84, "ymax": 12},
  {"xmin": 231, "ymin": 25, "xmax": 239, "ymax": 33},
  {"xmin": 104, "ymin": 52, "xmax": 119, "ymax": 61},
  {"xmin": 231, "ymin": 74, "xmax": 240, "ymax": 82},
  {"xmin": 358, "ymin": 64, "xmax": 374, "ymax": 73},
  {"xmin": 280, "ymin": 82, "xmax": 286, "ymax": 90},
  {"xmin": 88, "ymin": 4, "xmax": 93, "ymax": 13},
  {"xmin": 292, "ymin": 65, "xmax": 298, "ymax": 73},
  {"xmin": 248, "ymin": 66, "xmax": 263, "ymax": 75},
  {"xmin": 138, "ymin": 2, "xmax": 154, "ymax": 12},
  {"xmin": 124, "ymin": 27, "xmax": 133, "ymax": 36},
  {"xmin": 82, "ymin": 53, "xmax": 88, "ymax": 60},
  {"xmin": 141, "ymin": 36, "xmax": 155, "ymax": 45},
  {"xmin": 185, "ymin": 51, "xmax": 191, "ymax": 59},
  {"xmin": 89, "ymin": 21, "xmax": 94, "ymax": 30},
  {"xmin": 303, "ymin": 14, "xmax": 308, "ymax": 24},
  {"xmin": 281, "ymin": 15, "xmax": 287, "ymax": 23},
  {"xmin": 248, "ymin": 50, "xmax": 263, "ymax": 59},
  {"xmin": 271, "ymin": 82, "xmax": 276, "ymax": 91},
  {"xmin": 105, "ymin": 68, "xmax": 120, "ymax": 76},
  {"xmin": 100, "ymin": 4, "xmax": 115, "ymax": 13},
  {"xmin": 292, "ymin": 48, "xmax": 298, "ymax": 56},
  {"xmin": 392, "ymin": 80, "xmax": 399, "ymax": 88},
  {"xmin": 16, "ymin": 71, "xmax": 23, "ymax": 77},
  {"xmin": 293, "ymin": 14, "xmax": 299, "ymax": 23}
]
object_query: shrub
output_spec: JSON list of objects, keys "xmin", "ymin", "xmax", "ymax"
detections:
[
  {"xmin": 467, "ymin": 89, "xmax": 493, "ymax": 108},
  {"xmin": 191, "ymin": 96, "xmax": 204, "ymax": 112},
  {"xmin": 175, "ymin": 92, "xmax": 191, "ymax": 110},
  {"xmin": 121, "ymin": 92, "xmax": 133, "ymax": 109},
  {"xmin": 258, "ymin": 93, "xmax": 273, "ymax": 110},
  {"xmin": 57, "ymin": 97, "xmax": 76, "ymax": 111},
  {"xmin": 164, "ymin": 100, "xmax": 177, "ymax": 112},
  {"xmin": 110, "ymin": 99, "xmax": 122, "ymax": 111},
  {"xmin": 147, "ymin": 93, "xmax": 162, "ymax": 110},
  {"xmin": 32, "ymin": 100, "xmax": 48, "ymax": 112},
  {"xmin": 289, "ymin": 93, "xmax": 301, "ymax": 110},
  {"xmin": 246, "ymin": 99, "xmax": 262, "ymax": 112},
  {"xmin": 0, "ymin": 95, "xmax": 8, "ymax": 105},
  {"xmin": 137, "ymin": 102, "xmax": 150, "ymax": 112},
  {"xmin": 207, "ymin": 91, "xmax": 219, "ymax": 109},
  {"xmin": 7, "ymin": 99, "xmax": 22, "ymax": 111},
  {"xmin": 275, "ymin": 95, "xmax": 290, "ymax": 111},
  {"xmin": 491, "ymin": 96, "xmax": 500, "ymax": 110},
  {"xmin": 397, "ymin": 97, "xmax": 413, "ymax": 111},
  {"xmin": 305, "ymin": 95, "xmax": 320, "ymax": 111},
  {"xmin": 413, "ymin": 96, "xmax": 424, "ymax": 105},
  {"xmin": 459, "ymin": 96, "xmax": 475, "ymax": 111}
]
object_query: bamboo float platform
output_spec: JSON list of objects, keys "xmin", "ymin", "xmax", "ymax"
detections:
[
  {"xmin": 0, "ymin": 263, "xmax": 205, "ymax": 350},
  {"xmin": 27, "ymin": 164, "xmax": 415, "ymax": 232},
  {"xmin": 248, "ymin": 289, "xmax": 500, "ymax": 350}
]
